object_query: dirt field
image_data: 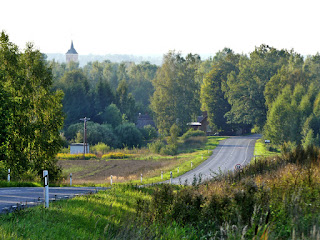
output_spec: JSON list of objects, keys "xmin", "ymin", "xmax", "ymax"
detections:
[{"xmin": 58, "ymin": 159, "xmax": 173, "ymax": 184}]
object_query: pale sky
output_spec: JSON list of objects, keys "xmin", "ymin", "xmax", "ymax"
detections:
[{"xmin": 1, "ymin": 0, "xmax": 319, "ymax": 56}]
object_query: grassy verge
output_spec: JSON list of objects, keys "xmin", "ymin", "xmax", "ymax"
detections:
[
  {"xmin": 0, "ymin": 185, "xmax": 188, "ymax": 239},
  {"xmin": 0, "ymin": 181, "xmax": 41, "ymax": 188},
  {"xmin": 252, "ymin": 139, "xmax": 280, "ymax": 163}
]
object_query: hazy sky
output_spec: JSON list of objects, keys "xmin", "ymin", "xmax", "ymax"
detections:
[{"xmin": 1, "ymin": 0, "xmax": 319, "ymax": 56}]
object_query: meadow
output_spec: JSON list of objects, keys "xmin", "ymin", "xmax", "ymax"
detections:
[{"xmin": 1, "ymin": 137, "xmax": 319, "ymax": 239}]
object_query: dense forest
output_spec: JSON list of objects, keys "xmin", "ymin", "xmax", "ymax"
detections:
[{"xmin": 50, "ymin": 45, "xmax": 320, "ymax": 150}]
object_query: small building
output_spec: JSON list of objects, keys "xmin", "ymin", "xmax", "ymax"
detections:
[
  {"xmin": 187, "ymin": 112, "xmax": 210, "ymax": 134},
  {"xmin": 70, "ymin": 143, "xmax": 89, "ymax": 154},
  {"xmin": 66, "ymin": 41, "xmax": 78, "ymax": 63}
]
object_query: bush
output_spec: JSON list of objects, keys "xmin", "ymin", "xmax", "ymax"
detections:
[
  {"xmin": 91, "ymin": 142, "xmax": 111, "ymax": 155},
  {"xmin": 102, "ymin": 152, "xmax": 132, "ymax": 159},
  {"xmin": 65, "ymin": 122, "xmax": 119, "ymax": 148},
  {"xmin": 181, "ymin": 129, "xmax": 206, "ymax": 141},
  {"xmin": 56, "ymin": 153, "xmax": 98, "ymax": 160},
  {"xmin": 140, "ymin": 125, "xmax": 158, "ymax": 141},
  {"xmin": 115, "ymin": 123, "xmax": 143, "ymax": 148},
  {"xmin": 160, "ymin": 144, "xmax": 178, "ymax": 156},
  {"xmin": 148, "ymin": 140, "xmax": 165, "ymax": 154}
]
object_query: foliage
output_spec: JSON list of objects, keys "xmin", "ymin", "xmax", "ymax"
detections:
[
  {"xmin": 181, "ymin": 129, "xmax": 206, "ymax": 141},
  {"xmin": 101, "ymin": 152, "xmax": 132, "ymax": 159},
  {"xmin": 56, "ymin": 153, "xmax": 98, "ymax": 160},
  {"xmin": 91, "ymin": 142, "xmax": 111, "ymax": 156},
  {"xmin": 139, "ymin": 125, "xmax": 158, "ymax": 141},
  {"xmin": 115, "ymin": 123, "xmax": 143, "ymax": 148},
  {"xmin": 0, "ymin": 31, "xmax": 64, "ymax": 181},
  {"xmin": 201, "ymin": 49, "xmax": 239, "ymax": 133},
  {"xmin": 65, "ymin": 122, "xmax": 119, "ymax": 147},
  {"xmin": 147, "ymin": 140, "xmax": 165, "ymax": 154},
  {"xmin": 150, "ymin": 51, "xmax": 201, "ymax": 134},
  {"xmin": 101, "ymin": 103, "xmax": 122, "ymax": 128}
]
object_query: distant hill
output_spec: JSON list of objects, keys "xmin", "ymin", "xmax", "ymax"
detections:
[{"xmin": 45, "ymin": 53, "xmax": 163, "ymax": 66}]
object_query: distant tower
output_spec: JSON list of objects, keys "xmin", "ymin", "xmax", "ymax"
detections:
[{"xmin": 66, "ymin": 41, "xmax": 78, "ymax": 63}]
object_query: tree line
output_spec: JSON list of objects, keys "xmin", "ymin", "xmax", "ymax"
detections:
[{"xmin": 2, "ymin": 29, "xmax": 320, "ymax": 179}]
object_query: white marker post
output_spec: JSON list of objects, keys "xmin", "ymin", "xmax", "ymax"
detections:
[
  {"xmin": 161, "ymin": 171, "xmax": 163, "ymax": 180},
  {"xmin": 70, "ymin": 173, "xmax": 72, "ymax": 186},
  {"xmin": 191, "ymin": 161, "xmax": 193, "ymax": 168},
  {"xmin": 177, "ymin": 167, "xmax": 179, "ymax": 173},
  {"xmin": 202, "ymin": 154, "xmax": 203, "ymax": 160},
  {"xmin": 7, "ymin": 169, "xmax": 10, "ymax": 182},
  {"xmin": 141, "ymin": 173, "xmax": 143, "ymax": 183},
  {"xmin": 170, "ymin": 171, "xmax": 172, "ymax": 184},
  {"xmin": 110, "ymin": 175, "xmax": 113, "ymax": 185},
  {"xmin": 43, "ymin": 170, "xmax": 49, "ymax": 208}
]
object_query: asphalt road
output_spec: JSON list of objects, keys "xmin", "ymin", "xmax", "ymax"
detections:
[
  {"xmin": 166, "ymin": 134, "xmax": 261, "ymax": 185},
  {"xmin": 0, "ymin": 186, "xmax": 107, "ymax": 213}
]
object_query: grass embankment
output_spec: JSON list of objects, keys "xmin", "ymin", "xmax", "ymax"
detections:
[
  {"xmin": 252, "ymin": 139, "xmax": 280, "ymax": 164},
  {"xmin": 0, "ymin": 181, "xmax": 41, "ymax": 188},
  {"xmin": 1, "ymin": 145, "xmax": 320, "ymax": 239}
]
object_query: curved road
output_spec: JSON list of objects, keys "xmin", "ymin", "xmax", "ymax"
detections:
[
  {"xmin": 166, "ymin": 134, "xmax": 260, "ymax": 185},
  {"xmin": 0, "ymin": 135, "xmax": 259, "ymax": 212}
]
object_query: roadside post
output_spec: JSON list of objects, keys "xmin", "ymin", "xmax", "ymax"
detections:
[
  {"xmin": 141, "ymin": 173, "xmax": 143, "ymax": 183},
  {"xmin": 177, "ymin": 167, "xmax": 179, "ymax": 173},
  {"xmin": 70, "ymin": 173, "xmax": 72, "ymax": 186},
  {"xmin": 7, "ymin": 169, "xmax": 10, "ymax": 182},
  {"xmin": 161, "ymin": 171, "xmax": 163, "ymax": 180},
  {"xmin": 110, "ymin": 175, "xmax": 113, "ymax": 185},
  {"xmin": 170, "ymin": 171, "xmax": 172, "ymax": 184},
  {"xmin": 43, "ymin": 170, "xmax": 49, "ymax": 208},
  {"xmin": 191, "ymin": 161, "xmax": 193, "ymax": 168},
  {"xmin": 235, "ymin": 164, "xmax": 242, "ymax": 182},
  {"xmin": 202, "ymin": 154, "xmax": 203, "ymax": 160}
]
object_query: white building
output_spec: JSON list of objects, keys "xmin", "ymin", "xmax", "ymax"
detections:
[{"xmin": 70, "ymin": 143, "xmax": 89, "ymax": 154}]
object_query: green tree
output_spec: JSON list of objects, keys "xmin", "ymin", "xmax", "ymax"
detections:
[
  {"xmin": 201, "ymin": 49, "xmax": 240, "ymax": 133},
  {"xmin": 58, "ymin": 69, "xmax": 92, "ymax": 127},
  {"xmin": 116, "ymin": 80, "xmax": 136, "ymax": 122},
  {"xmin": 0, "ymin": 32, "xmax": 64, "ymax": 179},
  {"xmin": 115, "ymin": 123, "xmax": 142, "ymax": 148},
  {"xmin": 102, "ymin": 103, "xmax": 122, "ymax": 128},
  {"xmin": 150, "ymin": 51, "xmax": 201, "ymax": 134}
]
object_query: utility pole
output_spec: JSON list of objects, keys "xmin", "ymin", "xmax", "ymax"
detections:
[{"xmin": 80, "ymin": 117, "xmax": 90, "ymax": 159}]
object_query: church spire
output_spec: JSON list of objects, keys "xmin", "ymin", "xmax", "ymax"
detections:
[{"xmin": 66, "ymin": 40, "xmax": 78, "ymax": 63}]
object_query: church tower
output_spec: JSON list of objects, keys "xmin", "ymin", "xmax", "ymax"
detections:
[{"xmin": 66, "ymin": 41, "xmax": 78, "ymax": 63}]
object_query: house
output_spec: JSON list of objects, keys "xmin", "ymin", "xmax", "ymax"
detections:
[{"xmin": 187, "ymin": 112, "xmax": 210, "ymax": 134}]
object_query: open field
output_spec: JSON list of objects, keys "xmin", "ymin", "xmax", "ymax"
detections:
[
  {"xmin": 58, "ymin": 136, "xmax": 226, "ymax": 185},
  {"xmin": 59, "ymin": 159, "xmax": 173, "ymax": 184}
]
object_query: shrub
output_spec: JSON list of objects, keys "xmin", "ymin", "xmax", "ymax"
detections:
[
  {"xmin": 102, "ymin": 152, "xmax": 132, "ymax": 159},
  {"xmin": 115, "ymin": 123, "xmax": 143, "ymax": 148},
  {"xmin": 181, "ymin": 129, "xmax": 206, "ymax": 141},
  {"xmin": 91, "ymin": 142, "xmax": 111, "ymax": 155},
  {"xmin": 183, "ymin": 136, "xmax": 207, "ymax": 145},
  {"xmin": 160, "ymin": 144, "xmax": 178, "ymax": 156},
  {"xmin": 148, "ymin": 140, "xmax": 165, "ymax": 154},
  {"xmin": 140, "ymin": 125, "xmax": 158, "ymax": 141},
  {"xmin": 56, "ymin": 153, "xmax": 98, "ymax": 160}
]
